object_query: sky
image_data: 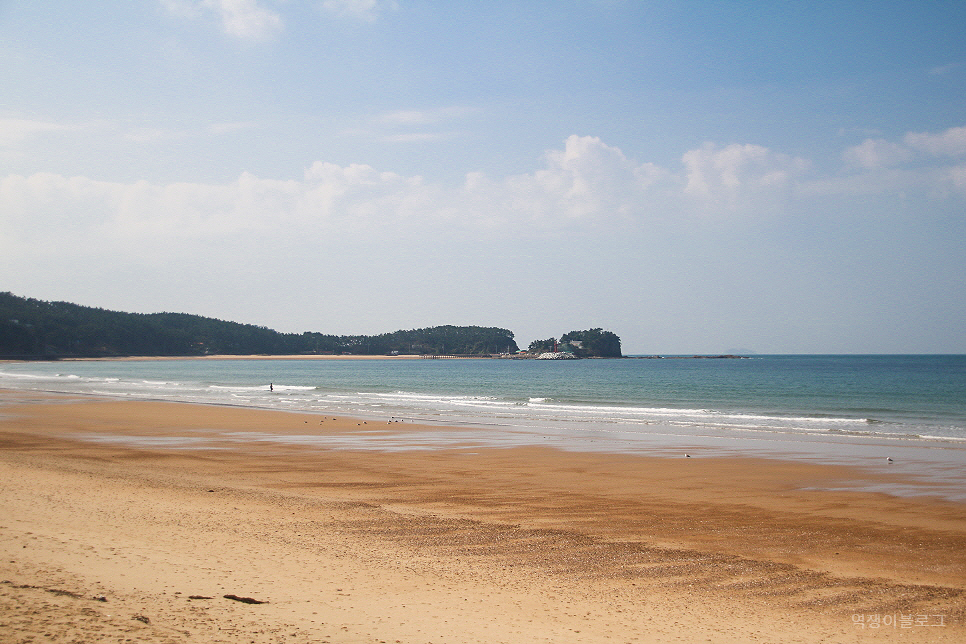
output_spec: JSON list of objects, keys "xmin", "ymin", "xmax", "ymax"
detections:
[{"xmin": 1, "ymin": 1, "xmax": 965, "ymax": 354}]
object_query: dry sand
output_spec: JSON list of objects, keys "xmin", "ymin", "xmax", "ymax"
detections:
[{"xmin": 1, "ymin": 390, "xmax": 963, "ymax": 643}]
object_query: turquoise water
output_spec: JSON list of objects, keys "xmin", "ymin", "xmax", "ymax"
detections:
[
  {"xmin": 2, "ymin": 355, "xmax": 963, "ymax": 441},
  {"xmin": 3, "ymin": 355, "xmax": 966, "ymax": 500}
]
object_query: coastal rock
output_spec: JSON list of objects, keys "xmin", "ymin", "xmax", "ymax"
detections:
[{"xmin": 224, "ymin": 594, "xmax": 268, "ymax": 604}]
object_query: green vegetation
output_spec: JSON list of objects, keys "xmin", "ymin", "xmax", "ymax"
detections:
[
  {"xmin": 527, "ymin": 338, "xmax": 558, "ymax": 354},
  {"xmin": 560, "ymin": 328, "xmax": 622, "ymax": 357},
  {"xmin": 0, "ymin": 292, "xmax": 518, "ymax": 358},
  {"xmin": 302, "ymin": 326, "xmax": 518, "ymax": 357},
  {"xmin": 527, "ymin": 328, "xmax": 623, "ymax": 357},
  {"xmin": 0, "ymin": 293, "xmax": 625, "ymax": 359}
]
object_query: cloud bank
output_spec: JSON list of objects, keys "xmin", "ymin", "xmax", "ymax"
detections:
[{"xmin": 3, "ymin": 127, "xmax": 964, "ymax": 264}]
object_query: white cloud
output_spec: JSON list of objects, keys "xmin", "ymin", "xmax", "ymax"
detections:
[
  {"xmin": 841, "ymin": 125, "xmax": 966, "ymax": 173},
  {"xmin": 904, "ymin": 125, "xmax": 966, "ymax": 157},
  {"xmin": 531, "ymin": 135, "xmax": 669, "ymax": 221},
  {"xmin": 0, "ymin": 137, "xmax": 667, "ymax": 264},
  {"xmin": 162, "ymin": 0, "xmax": 283, "ymax": 40},
  {"xmin": 5, "ymin": 131, "xmax": 966, "ymax": 267},
  {"xmin": 321, "ymin": 0, "xmax": 399, "ymax": 22},
  {"xmin": 842, "ymin": 138, "xmax": 913, "ymax": 169},
  {"xmin": 377, "ymin": 107, "xmax": 477, "ymax": 126},
  {"xmin": 459, "ymin": 135, "xmax": 677, "ymax": 229},
  {"xmin": 0, "ymin": 118, "xmax": 78, "ymax": 146},
  {"xmin": 369, "ymin": 107, "xmax": 477, "ymax": 143},
  {"xmin": 681, "ymin": 142, "xmax": 810, "ymax": 212},
  {"xmin": 213, "ymin": 0, "xmax": 283, "ymax": 40}
]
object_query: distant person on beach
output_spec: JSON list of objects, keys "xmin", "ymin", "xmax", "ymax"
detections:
[{"xmin": 270, "ymin": 383, "xmax": 273, "ymax": 391}]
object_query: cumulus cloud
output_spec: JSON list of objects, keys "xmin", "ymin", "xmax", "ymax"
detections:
[
  {"xmin": 681, "ymin": 142, "xmax": 810, "ymax": 213},
  {"xmin": 0, "ymin": 136, "xmax": 664, "ymax": 266},
  {"xmin": 0, "ymin": 161, "xmax": 436, "ymax": 264},
  {"xmin": 843, "ymin": 125, "xmax": 966, "ymax": 171},
  {"xmin": 5, "ymin": 129, "xmax": 966, "ymax": 267},
  {"xmin": 321, "ymin": 0, "xmax": 399, "ymax": 22},
  {"xmin": 456, "ymin": 135, "xmax": 678, "ymax": 230},
  {"xmin": 842, "ymin": 138, "xmax": 913, "ymax": 169},
  {"xmin": 298, "ymin": 161, "xmax": 433, "ymax": 231},
  {"xmin": 904, "ymin": 125, "xmax": 966, "ymax": 157},
  {"xmin": 526, "ymin": 135, "xmax": 671, "ymax": 221},
  {"xmin": 162, "ymin": 0, "xmax": 283, "ymax": 40}
]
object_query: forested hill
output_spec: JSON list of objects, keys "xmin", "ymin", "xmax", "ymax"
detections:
[
  {"xmin": 0, "ymin": 292, "xmax": 518, "ymax": 358},
  {"xmin": 527, "ymin": 328, "xmax": 622, "ymax": 358}
]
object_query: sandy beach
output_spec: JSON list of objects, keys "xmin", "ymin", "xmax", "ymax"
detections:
[{"xmin": 1, "ymin": 390, "xmax": 964, "ymax": 643}]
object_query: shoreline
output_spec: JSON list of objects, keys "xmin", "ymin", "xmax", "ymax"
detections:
[
  {"xmin": 2, "ymin": 353, "xmax": 432, "ymax": 362},
  {"xmin": 2, "ymin": 352, "xmax": 757, "ymax": 363},
  {"xmin": 4, "ymin": 370, "xmax": 966, "ymax": 507},
  {"xmin": 2, "ymin": 366, "xmax": 965, "ymax": 504},
  {"xmin": 1, "ymin": 390, "xmax": 965, "ymax": 642}
]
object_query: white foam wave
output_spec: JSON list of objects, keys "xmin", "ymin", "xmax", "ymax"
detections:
[
  {"xmin": 3, "ymin": 361, "xmax": 962, "ymax": 447},
  {"xmin": 210, "ymin": 384, "xmax": 273, "ymax": 392},
  {"xmin": 0, "ymin": 371, "xmax": 52, "ymax": 380}
]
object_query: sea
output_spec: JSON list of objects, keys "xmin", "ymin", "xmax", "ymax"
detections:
[{"xmin": 2, "ymin": 355, "xmax": 965, "ymax": 500}]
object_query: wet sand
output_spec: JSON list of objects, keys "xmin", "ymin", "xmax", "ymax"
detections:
[{"xmin": 1, "ymin": 390, "xmax": 964, "ymax": 642}]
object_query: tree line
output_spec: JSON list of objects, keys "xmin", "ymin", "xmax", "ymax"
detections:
[{"xmin": 0, "ymin": 292, "xmax": 518, "ymax": 358}]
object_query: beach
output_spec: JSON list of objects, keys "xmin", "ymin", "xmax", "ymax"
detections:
[{"xmin": 1, "ymin": 390, "xmax": 964, "ymax": 643}]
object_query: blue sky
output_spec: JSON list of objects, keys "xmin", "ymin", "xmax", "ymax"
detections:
[{"xmin": 2, "ymin": 1, "xmax": 965, "ymax": 353}]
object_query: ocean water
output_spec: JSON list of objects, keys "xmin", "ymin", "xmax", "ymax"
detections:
[{"xmin": 2, "ymin": 355, "xmax": 965, "ymax": 499}]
